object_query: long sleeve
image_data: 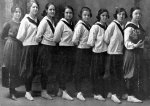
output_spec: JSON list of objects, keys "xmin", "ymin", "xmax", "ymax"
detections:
[
  {"xmin": 104, "ymin": 23, "xmax": 115, "ymax": 44},
  {"xmin": 36, "ymin": 19, "xmax": 46, "ymax": 39},
  {"xmin": 16, "ymin": 18, "xmax": 27, "ymax": 42},
  {"xmin": 72, "ymin": 24, "xmax": 83, "ymax": 45},
  {"xmin": 53, "ymin": 21, "xmax": 64, "ymax": 43},
  {"xmin": 124, "ymin": 27, "xmax": 135, "ymax": 49},
  {"xmin": 1, "ymin": 22, "xmax": 10, "ymax": 40},
  {"xmin": 87, "ymin": 25, "xmax": 98, "ymax": 46}
]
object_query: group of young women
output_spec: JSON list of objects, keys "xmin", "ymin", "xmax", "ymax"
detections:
[{"xmin": 1, "ymin": 0, "xmax": 146, "ymax": 104}]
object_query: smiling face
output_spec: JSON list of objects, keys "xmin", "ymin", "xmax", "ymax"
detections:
[
  {"xmin": 100, "ymin": 12, "xmax": 108, "ymax": 24},
  {"xmin": 82, "ymin": 10, "xmax": 90, "ymax": 22},
  {"xmin": 13, "ymin": 7, "xmax": 21, "ymax": 20},
  {"xmin": 64, "ymin": 8, "xmax": 73, "ymax": 21},
  {"xmin": 132, "ymin": 9, "xmax": 142, "ymax": 22},
  {"xmin": 30, "ymin": 2, "xmax": 38, "ymax": 16},
  {"xmin": 47, "ymin": 4, "xmax": 55, "ymax": 18},
  {"xmin": 116, "ymin": 11, "xmax": 125, "ymax": 23}
]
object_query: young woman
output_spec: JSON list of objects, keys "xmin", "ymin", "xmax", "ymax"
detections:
[
  {"xmin": 72, "ymin": 7, "xmax": 92, "ymax": 101},
  {"xmin": 16, "ymin": 1, "xmax": 39, "ymax": 101},
  {"xmin": 1, "ymin": 5, "xmax": 22, "ymax": 101},
  {"xmin": 87, "ymin": 8, "xmax": 109, "ymax": 101},
  {"xmin": 104, "ymin": 8, "xmax": 127, "ymax": 103},
  {"xmin": 53, "ymin": 5, "xmax": 75, "ymax": 101},
  {"xmin": 123, "ymin": 7, "xmax": 145, "ymax": 103},
  {"xmin": 35, "ymin": 2, "xmax": 56, "ymax": 100}
]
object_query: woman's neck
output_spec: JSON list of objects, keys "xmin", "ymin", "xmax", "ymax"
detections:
[
  {"xmin": 29, "ymin": 13, "xmax": 36, "ymax": 20},
  {"xmin": 99, "ymin": 21, "xmax": 106, "ymax": 26},
  {"xmin": 65, "ymin": 18, "xmax": 71, "ymax": 23},
  {"xmin": 47, "ymin": 15, "xmax": 54, "ymax": 22},
  {"xmin": 83, "ymin": 20, "xmax": 89, "ymax": 25},
  {"xmin": 12, "ymin": 17, "xmax": 20, "ymax": 23},
  {"xmin": 131, "ymin": 19, "xmax": 139, "ymax": 26},
  {"xmin": 116, "ymin": 20, "xmax": 123, "ymax": 25}
]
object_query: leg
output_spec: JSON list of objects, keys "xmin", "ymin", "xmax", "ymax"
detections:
[
  {"xmin": 110, "ymin": 55, "xmax": 122, "ymax": 103},
  {"xmin": 24, "ymin": 74, "xmax": 35, "ymax": 101},
  {"xmin": 40, "ymin": 68, "xmax": 53, "ymax": 100},
  {"xmin": 9, "ymin": 87, "xmax": 17, "ymax": 100},
  {"xmin": 126, "ymin": 78, "xmax": 142, "ymax": 103}
]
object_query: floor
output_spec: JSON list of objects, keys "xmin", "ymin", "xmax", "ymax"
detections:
[{"xmin": 0, "ymin": 80, "xmax": 150, "ymax": 106}]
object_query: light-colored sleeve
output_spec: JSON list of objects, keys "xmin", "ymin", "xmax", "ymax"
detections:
[
  {"xmin": 16, "ymin": 18, "xmax": 27, "ymax": 42},
  {"xmin": 36, "ymin": 19, "xmax": 46, "ymax": 39},
  {"xmin": 104, "ymin": 23, "xmax": 115, "ymax": 44},
  {"xmin": 53, "ymin": 21, "xmax": 64, "ymax": 43},
  {"xmin": 72, "ymin": 24, "xmax": 83, "ymax": 45},
  {"xmin": 124, "ymin": 27, "xmax": 135, "ymax": 49},
  {"xmin": 87, "ymin": 25, "xmax": 98, "ymax": 47}
]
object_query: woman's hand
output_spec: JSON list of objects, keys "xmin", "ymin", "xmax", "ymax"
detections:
[
  {"xmin": 134, "ymin": 40, "xmax": 143, "ymax": 48},
  {"xmin": 35, "ymin": 37, "xmax": 42, "ymax": 43}
]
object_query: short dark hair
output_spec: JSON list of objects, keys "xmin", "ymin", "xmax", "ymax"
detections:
[
  {"xmin": 64, "ymin": 5, "xmax": 74, "ymax": 15},
  {"xmin": 78, "ymin": 7, "xmax": 92, "ymax": 19},
  {"xmin": 113, "ymin": 7, "xmax": 128, "ymax": 19},
  {"xmin": 27, "ymin": 0, "xmax": 39, "ymax": 13},
  {"xmin": 130, "ymin": 7, "xmax": 141, "ymax": 18},
  {"xmin": 41, "ymin": 2, "xmax": 55, "ymax": 17},
  {"xmin": 11, "ymin": 4, "xmax": 22, "ymax": 13},
  {"xmin": 96, "ymin": 8, "xmax": 109, "ymax": 21}
]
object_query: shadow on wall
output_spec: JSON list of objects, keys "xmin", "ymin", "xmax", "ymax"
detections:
[
  {"xmin": 38, "ymin": 0, "xmax": 134, "ymax": 24},
  {"xmin": 0, "ymin": 0, "xmax": 6, "ymax": 66},
  {"xmin": 141, "ymin": 0, "xmax": 150, "ymax": 36}
]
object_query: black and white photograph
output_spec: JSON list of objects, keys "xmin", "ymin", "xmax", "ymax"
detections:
[{"xmin": 0, "ymin": 0, "xmax": 150, "ymax": 106}]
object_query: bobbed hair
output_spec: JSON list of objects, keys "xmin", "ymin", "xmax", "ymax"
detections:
[
  {"xmin": 130, "ymin": 7, "xmax": 141, "ymax": 18},
  {"xmin": 41, "ymin": 2, "xmax": 55, "ymax": 17},
  {"xmin": 27, "ymin": 0, "xmax": 39, "ymax": 13},
  {"xmin": 63, "ymin": 5, "xmax": 74, "ymax": 15},
  {"xmin": 96, "ymin": 8, "xmax": 109, "ymax": 21},
  {"xmin": 113, "ymin": 7, "xmax": 128, "ymax": 19},
  {"xmin": 11, "ymin": 4, "xmax": 22, "ymax": 13},
  {"xmin": 78, "ymin": 7, "xmax": 92, "ymax": 19}
]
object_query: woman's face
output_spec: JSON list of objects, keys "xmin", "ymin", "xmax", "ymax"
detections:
[
  {"xmin": 132, "ymin": 9, "xmax": 142, "ymax": 22},
  {"xmin": 82, "ymin": 10, "xmax": 90, "ymax": 22},
  {"xmin": 30, "ymin": 3, "xmax": 38, "ymax": 16},
  {"xmin": 47, "ymin": 4, "xmax": 55, "ymax": 18},
  {"xmin": 64, "ymin": 8, "xmax": 73, "ymax": 21},
  {"xmin": 117, "ymin": 11, "xmax": 125, "ymax": 22},
  {"xmin": 100, "ymin": 12, "xmax": 108, "ymax": 23},
  {"xmin": 13, "ymin": 8, "xmax": 21, "ymax": 20}
]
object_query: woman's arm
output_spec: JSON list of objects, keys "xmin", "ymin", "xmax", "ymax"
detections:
[
  {"xmin": 1, "ymin": 22, "xmax": 10, "ymax": 40},
  {"xmin": 72, "ymin": 24, "xmax": 83, "ymax": 45},
  {"xmin": 87, "ymin": 25, "xmax": 98, "ymax": 47},
  {"xmin": 16, "ymin": 18, "xmax": 27, "ymax": 42},
  {"xmin": 124, "ymin": 27, "xmax": 137, "ymax": 49},
  {"xmin": 35, "ymin": 19, "xmax": 46, "ymax": 43},
  {"xmin": 53, "ymin": 21, "xmax": 64, "ymax": 43},
  {"xmin": 104, "ymin": 23, "xmax": 115, "ymax": 44}
]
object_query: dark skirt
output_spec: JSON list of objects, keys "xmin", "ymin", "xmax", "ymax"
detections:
[
  {"xmin": 107, "ymin": 55, "xmax": 124, "ymax": 79},
  {"xmin": 57, "ymin": 46, "xmax": 75, "ymax": 90},
  {"xmin": 90, "ymin": 52, "xmax": 107, "ymax": 80},
  {"xmin": 36, "ymin": 44, "xmax": 55, "ymax": 75},
  {"xmin": 2, "ymin": 37, "xmax": 23, "ymax": 88},
  {"xmin": 51, "ymin": 45, "xmax": 60, "ymax": 76},
  {"xmin": 19, "ymin": 45, "xmax": 38, "ymax": 80},
  {"xmin": 90, "ymin": 52, "xmax": 107, "ymax": 95},
  {"xmin": 74, "ymin": 48, "xmax": 92, "ymax": 79}
]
